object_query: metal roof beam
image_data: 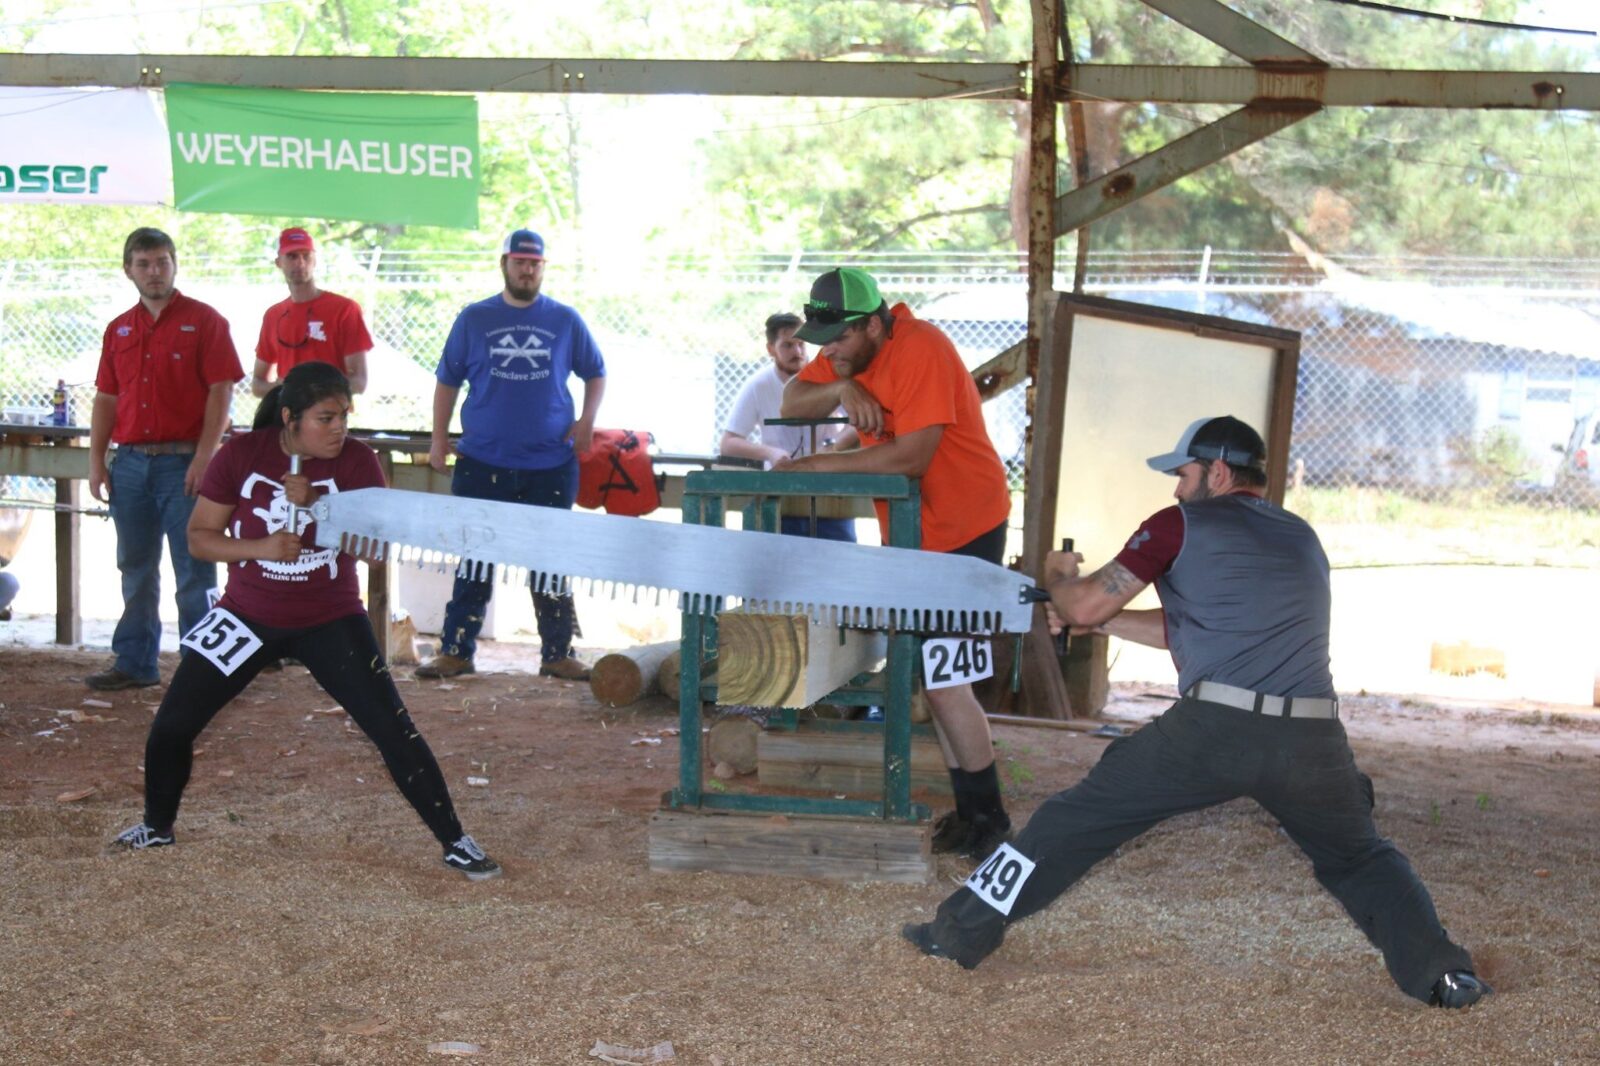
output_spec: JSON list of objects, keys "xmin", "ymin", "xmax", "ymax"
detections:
[
  {"xmin": 1136, "ymin": 0, "xmax": 1321, "ymax": 65},
  {"xmin": 1069, "ymin": 65, "xmax": 1600, "ymax": 111},
  {"xmin": 1054, "ymin": 104, "xmax": 1319, "ymax": 238},
  {"xmin": 0, "ymin": 53, "xmax": 1027, "ymax": 100}
]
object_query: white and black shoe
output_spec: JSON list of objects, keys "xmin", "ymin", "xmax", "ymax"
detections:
[
  {"xmin": 443, "ymin": 834, "xmax": 502, "ymax": 881},
  {"xmin": 112, "ymin": 822, "xmax": 174, "ymax": 850}
]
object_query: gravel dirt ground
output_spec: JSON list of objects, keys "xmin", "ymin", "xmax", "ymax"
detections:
[{"xmin": 2, "ymin": 643, "xmax": 1597, "ymax": 1066}]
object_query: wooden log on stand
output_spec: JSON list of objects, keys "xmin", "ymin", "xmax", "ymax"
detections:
[{"xmin": 714, "ymin": 612, "xmax": 886, "ymax": 709}]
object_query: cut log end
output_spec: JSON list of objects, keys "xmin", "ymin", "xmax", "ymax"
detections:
[{"xmin": 589, "ymin": 640, "xmax": 681, "ymax": 707}]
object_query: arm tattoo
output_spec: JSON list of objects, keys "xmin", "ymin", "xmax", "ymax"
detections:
[{"xmin": 1094, "ymin": 560, "xmax": 1141, "ymax": 598}]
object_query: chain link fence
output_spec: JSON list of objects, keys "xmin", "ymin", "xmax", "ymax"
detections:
[{"xmin": 4, "ymin": 250, "xmax": 1598, "ymax": 524}]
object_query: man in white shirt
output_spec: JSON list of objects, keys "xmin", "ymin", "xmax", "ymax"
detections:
[{"xmin": 720, "ymin": 312, "xmax": 856, "ymax": 542}]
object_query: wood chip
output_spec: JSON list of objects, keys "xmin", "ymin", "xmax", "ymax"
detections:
[
  {"xmin": 466, "ymin": 776, "xmax": 489, "ymax": 787},
  {"xmin": 589, "ymin": 1040, "xmax": 675, "ymax": 1064},
  {"xmin": 80, "ymin": 698, "xmax": 114, "ymax": 709},
  {"xmin": 63, "ymin": 709, "xmax": 115, "ymax": 723},
  {"xmin": 319, "ymin": 1016, "xmax": 391, "ymax": 1037},
  {"xmin": 427, "ymin": 1041, "xmax": 484, "ymax": 1057},
  {"xmin": 56, "ymin": 786, "xmax": 98, "ymax": 803}
]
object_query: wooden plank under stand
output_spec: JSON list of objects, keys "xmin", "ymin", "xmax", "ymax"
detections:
[
  {"xmin": 648, "ymin": 808, "xmax": 932, "ymax": 884},
  {"xmin": 650, "ymin": 468, "xmax": 934, "ymax": 884}
]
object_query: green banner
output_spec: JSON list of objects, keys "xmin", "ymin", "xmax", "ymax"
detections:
[{"xmin": 166, "ymin": 83, "xmax": 478, "ymax": 229}]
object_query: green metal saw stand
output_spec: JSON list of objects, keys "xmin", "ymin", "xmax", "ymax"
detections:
[{"xmin": 664, "ymin": 469, "xmax": 931, "ymax": 825}]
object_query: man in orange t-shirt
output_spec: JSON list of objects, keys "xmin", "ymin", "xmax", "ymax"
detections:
[{"xmin": 779, "ymin": 267, "xmax": 1013, "ymax": 859}]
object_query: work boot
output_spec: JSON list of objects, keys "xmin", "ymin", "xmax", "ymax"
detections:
[
  {"xmin": 86, "ymin": 665, "xmax": 160, "ymax": 691},
  {"xmin": 1431, "ymin": 971, "xmax": 1492, "ymax": 1008},
  {"xmin": 901, "ymin": 912, "xmax": 1003, "ymax": 971},
  {"xmin": 930, "ymin": 810, "xmax": 973, "ymax": 854},
  {"xmin": 539, "ymin": 656, "xmax": 591, "ymax": 681},
  {"xmin": 415, "ymin": 653, "xmax": 475, "ymax": 679},
  {"xmin": 960, "ymin": 811, "xmax": 1013, "ymax": 861}
]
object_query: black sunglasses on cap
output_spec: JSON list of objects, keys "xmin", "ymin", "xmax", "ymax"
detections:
[{"xmin": 803, "ymin": 304, "xmax": 869, "ymax": 326}]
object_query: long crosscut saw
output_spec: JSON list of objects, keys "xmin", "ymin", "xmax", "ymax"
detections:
[{"xmin": 310, "ymin": 487, "xmax": 1047, "ymax": 633}]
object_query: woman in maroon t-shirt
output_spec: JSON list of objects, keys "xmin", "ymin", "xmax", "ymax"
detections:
[{"xmin": 110, "ymin": 363, "xmax": 500, "ymax": 881}]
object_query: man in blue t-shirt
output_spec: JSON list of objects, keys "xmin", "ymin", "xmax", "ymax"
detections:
[{"xmin": 417, "ymin": 229, "xmax": 607, "ymax": 681}]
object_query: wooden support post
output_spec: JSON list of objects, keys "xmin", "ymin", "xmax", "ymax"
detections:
[
  {"xmin": 367, "ymin": 451, "xmax": 394, "ymax": 661},
  {"xmin": 589, "ymin": 640, "xmax": 680, "ymax": 707},
  {"xmin": 54, "ymin": 476, "xmax": 80, "ymax": 645},
  {"xmin": 648, "ymin": 809, "xmax": 933, "ymax": 884},
  {"xmin": 1016, "ymin": 0, "xmax": 1071, "ymax": 720},
  {"xmin": 1063, "ymin": 631, "xmax": 1109, "ymax": 716},
  {"xmin": 713, "ymin": 612, "xmax": 886, "ymax": 709}
]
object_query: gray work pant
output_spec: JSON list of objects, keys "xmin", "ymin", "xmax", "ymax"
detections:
[{"xmin": 929, "ymin": 696, "xmax": 1475, "ymax": 1002}]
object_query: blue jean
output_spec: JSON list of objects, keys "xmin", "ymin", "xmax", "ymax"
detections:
[
  {"xmin": 778, "ymin": 516, "xmax": 857, "ymax": 543},
  {"xmin": 438, "ymin": 453, "xmax": 580, "ymax": 664},
  {"xmin": 108, "ymin": 449, "xmax": 217, "ymax": 680}
]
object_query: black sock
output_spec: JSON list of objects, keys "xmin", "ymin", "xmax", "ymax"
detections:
[
  {"xmin": 968, "ymin": 761, "xmax": 1008, "ymax": 822},
  {"xmin": 948, "ymin": 767, "xmax": 975, "ymax": 820}
]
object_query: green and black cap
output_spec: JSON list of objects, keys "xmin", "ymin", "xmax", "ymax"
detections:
[{"xmin": 796, "ymin": 267, "xmax": 887, "ymax": 345}]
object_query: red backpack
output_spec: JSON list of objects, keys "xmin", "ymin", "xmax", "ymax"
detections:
[{"xmin": 578, "ymin": 429, "xmax": 660, "ymax": 516}]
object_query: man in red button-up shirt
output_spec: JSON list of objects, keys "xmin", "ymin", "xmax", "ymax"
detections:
[{"xmin": 85, "ymin": 228, "xmax": 244, "ymax": 691}]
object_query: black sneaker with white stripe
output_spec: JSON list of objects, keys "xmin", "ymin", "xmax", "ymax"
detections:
[
  {"xmin": 443, "ymin": 834, "xmax": 501, "ymax": 881},
  {"xmin": 112, "ymin": 822, "xmax": 174, "ymax": 850}
]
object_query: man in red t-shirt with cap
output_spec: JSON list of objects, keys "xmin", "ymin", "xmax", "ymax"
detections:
[
  {"xmin": 779, "ymin": 267, "xmax": 1014, "ymax": 860},
  {"xmin": 250, "ymin": 227, "xmax": 374, "ymax": 397}
]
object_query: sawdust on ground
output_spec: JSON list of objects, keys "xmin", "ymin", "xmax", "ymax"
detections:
[{"xmin": 1, "ymin": 644, "xmax": 1597, "ymax": 1065}]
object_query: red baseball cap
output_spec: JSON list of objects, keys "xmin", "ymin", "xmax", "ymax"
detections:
[{"xmin": 277, "ymin": 228, "xmax": 315, "ymax": 255}]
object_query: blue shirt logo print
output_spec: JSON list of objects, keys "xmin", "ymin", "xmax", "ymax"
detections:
[{"xmin": 489, "ymin": 330, "xmax": 552, "ymax": 372}]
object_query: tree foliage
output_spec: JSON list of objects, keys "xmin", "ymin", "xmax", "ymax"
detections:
[
  {"xmin": 1, "ymin": 0, "xmax": 1598, "ymax": 261},
  {"xmin": 1062, "ymin": 0, "xmax": 1600, "ymax": 259}
]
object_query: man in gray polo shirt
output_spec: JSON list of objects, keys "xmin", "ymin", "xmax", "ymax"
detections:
[{"xmin": 902, "ymin": 416, "xmax": 1490, "ymax": 1009}]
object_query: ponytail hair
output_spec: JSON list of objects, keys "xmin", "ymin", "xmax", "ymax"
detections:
[{"xmin": 251, "ymin": 361, "xmax": 352, "ymax": 430}]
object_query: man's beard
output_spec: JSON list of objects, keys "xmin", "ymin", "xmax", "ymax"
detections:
[{"xmin": 502, "ymin": 267, "xmax": 540, "ymax": 302}]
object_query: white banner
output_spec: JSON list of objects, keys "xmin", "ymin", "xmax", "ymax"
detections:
[{"xmin": 0, "ymin": 87, "xmax": 170, "ymax": 205}]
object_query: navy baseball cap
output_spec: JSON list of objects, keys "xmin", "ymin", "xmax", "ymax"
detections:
[
  {"xmin": 796, "ymin": 267, "xmax": 887, "ymax": 345},
  {"xmin": 1146, "ymin": 416, "xmax": 1267, "ymax": 474},
  {"xmin": 501, "ymin": 229, "xmax": 546, "ymax": 259}
]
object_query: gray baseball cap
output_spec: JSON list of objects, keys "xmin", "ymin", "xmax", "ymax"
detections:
[{"xmin": 1146, "ymin": 416, "xmax": 1267, "ymax": 474}]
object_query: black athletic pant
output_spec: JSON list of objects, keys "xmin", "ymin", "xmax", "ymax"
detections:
[
  {"xmin": 931, "ymin": 696, "xmax": 1476, "ymax": 1003},
  {"xmin": 142, "ymin": 610, "xmax": 465, "ymax": 847}
]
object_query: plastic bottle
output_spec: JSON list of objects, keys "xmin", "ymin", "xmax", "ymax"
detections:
[{"xmin": 51, "ymin": 380, "xmax": 69, "ymax": 426}]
